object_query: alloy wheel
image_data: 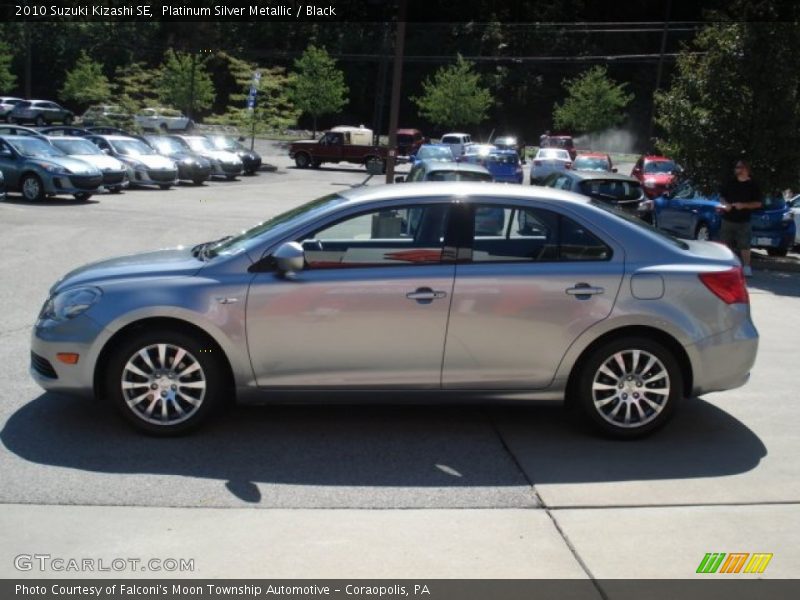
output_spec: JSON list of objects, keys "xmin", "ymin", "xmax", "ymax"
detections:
[
  {"xmin": 22, "ymin": 176, "xmax": 42, "ymax": 201},
  {"xmin": 591, "ymin": 349, "xmax": 670, "ymax": 429},
  {"xmin": 120, "ymin": 343, "xmax": 206, "ymax": 426}
]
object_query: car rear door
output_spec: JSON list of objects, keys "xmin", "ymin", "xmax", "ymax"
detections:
[
  {"xmin": 442, "ymin": 200, "xmax": 624, "ymax": 389},
  {"xmin": 246, "ymin": 199, "xmax": 457, "ymax": 388}
]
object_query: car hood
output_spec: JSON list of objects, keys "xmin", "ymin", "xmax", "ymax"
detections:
[
  {"xmin": 33, "ymin": 156, "xmax": 101, "ymax": 175},
  {"xmin": 200, "ymin": 149, "xmax": 242, "ymax": 163},
  {"xmin": 70, "ymin": 154, "xmax": 125, "ymax": 171},
  {"xmin": 52, "ymin": 247, "xmax": 202, "ymax": 293},
  {"xmin": 120, "ymin": 154, "xmax": 176, "ymax": 170}
]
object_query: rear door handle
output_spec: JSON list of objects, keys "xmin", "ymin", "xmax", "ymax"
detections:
[
  {"xmin": 406, "ymin": 287, "xmax": 447, "ymax": 302},
  {"xmin": 566, "ymin": 283, "xmax": 604, "ymax": 297}
]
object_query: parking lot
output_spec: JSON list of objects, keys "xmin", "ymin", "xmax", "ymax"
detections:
[{"xmin": 0, "ymin": 141, "xmax": 798, "ymax": 582}]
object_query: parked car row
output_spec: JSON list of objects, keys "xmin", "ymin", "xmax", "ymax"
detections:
[{"xmin": 0, "ymin": 124, "xmax": 262, "ymax": 201}]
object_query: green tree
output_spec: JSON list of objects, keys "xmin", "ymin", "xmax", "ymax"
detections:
[
  {"xmin": 0, "ymin": 37, "xmax": 16, "ymax": 92},
  {"xmin": 114, "ymin": 61, "xmax": 160, "ymax": 113},
  {"xmin": 157, "ymin": 49, "xmax": 215, "ymax": 117},
  {"xmin": 412, "ymin": 56, "xmax": 493, "ymax": 130},
  {"xmin": 655, "ymin": 19, "xmax": 800, "ymax": 193},
  {"xmin": 289, "ymin": 45, "xmax": 348, "ymax": 136},
  {"xmin": 553, "ymin": 66, "xmax": 633, "ymax": 135},
  {"xmin": 59, "ymin": 51, "xmax": 111, "ymax": 107},
  {"xmin": 207, "ymin": 53, "xmax": 298, "ymax": 135}
]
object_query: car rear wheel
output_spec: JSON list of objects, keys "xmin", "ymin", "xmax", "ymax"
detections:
[
  {"xmin": 64, "ymin": 115, "xmax": 73, "ymax": 125},
  {"xmin": 575, "ymin": 336, "xmax": 682, "ymax": 438},
  {"xmin": 20, "ymin": 174, "xmax": 45, "ymax": 201},
  {"xmin": 192, "ymin": 177, "xmax": 206, "ymax": 185},
  {"xmin": 34, "ymin": 115, "xmax": 45, "ymax": 127},
  {"xmin": 295, "ymin": 153, "xmax": 311, "ymax": 168},
  {"xmin": 109, "ymin": 186, "xmax": 123, "ymax": 194},
  {"xmin": 158, "ymin": 184, "xmax": 172, "ymax": 190},
  {"xmin": 159, "ymin": 123, "xmax": 168, "ymax": 132},
  {"xmin": 695, "ymin": 223, "xmax": 711, "ymax": 241},
  {"xmin": 767, "ymin": 246, "xmax": 789, "ymax": 257},
  {"xmin": 104, "ymin": 329, "xmax": 225, "ymax": 435}
]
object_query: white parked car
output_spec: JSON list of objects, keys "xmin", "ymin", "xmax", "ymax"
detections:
[
  {"xmin": 440, "ymin": 132, "xmax": 474, "ymax": 157},
  {"xmin": 530, "ymin": 148, "xmax": 573, "ymax": 184},
  {"xmin": 134, "ymin": 108, "xmax": 193, "ymax": 132}
]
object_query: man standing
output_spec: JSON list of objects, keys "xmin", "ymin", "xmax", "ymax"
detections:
[{"xmin": 719, "ymin": 160, "xmax": 762, "ymax": 277}]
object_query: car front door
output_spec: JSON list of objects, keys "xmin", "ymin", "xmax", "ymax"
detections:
[
  {"xmin": 0, "ymin": 140, "xmax": 21, "ymax": 189},
  {"xmin": 442, "ymin": 201, "xmax": 624, "ymax": 389},
  {"xmin": 656, "ymin": 182, "xmax": 695, "ymax": 237},
  {"xmin": 246, "ymin": 200, "xmax": 456, "ymax": 388}
]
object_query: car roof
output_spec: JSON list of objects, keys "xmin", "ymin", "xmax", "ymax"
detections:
[
  {"xmin": 643, "ymin": 155, "xmax": 673, "ymax": 161},
  {"xmin": 576, "ymin": 152, "xmax": 609, "ymax": 158},
  {"xmin": 46, "ymin": 136, "xmax": 87, "ymax": 142},
  {"xmin": 396, "ymin": 128, "xmax": 421, "ymax": 134},
  {"xmin": 442, "ymin": 132, "xmax": 469, "ymax": 137},
  {"xmin": 566, "ymin": 171, "xmax": 639, "ymax": 183},
  {"xmin": 0, "ymin": 134, "xmax": 45, "ymax": 141},
  {"xmin": 419, "ymin": 143, "xmax": 450, "ymax": 149},
  {"xmin": 91, "ymin": 135, "xmax": 139, "ymax": 141},
  {"xmin": 338, "ymin": 181, "xmax": 591, "ymax": 206}
]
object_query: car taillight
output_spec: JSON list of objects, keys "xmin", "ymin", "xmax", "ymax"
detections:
[{"xmin": 698, "ymin": 268, "xmax": 749, "ymax": 304}]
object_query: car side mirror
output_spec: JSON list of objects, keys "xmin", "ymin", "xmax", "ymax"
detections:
[
  {"xmin": 273, "ymin": 241, "xmax": 305, "ymax": 275},
  {"xmin": 394, "ymin": 176, "xmax": 405, "ymax": 183}
]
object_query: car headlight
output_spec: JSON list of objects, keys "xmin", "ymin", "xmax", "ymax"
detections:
[
  {"xmin": 40, "ymin": 286, "xmax": 102, "ymax": 321},
  {"xmin": 643, "ymin": 179, "xmax": 657, "ymax": 188},
  {"xmin": 37, "ymin": 162, "xmax": 71, "ymax": 175}
]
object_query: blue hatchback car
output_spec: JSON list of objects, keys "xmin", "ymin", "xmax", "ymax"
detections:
[
  {"xmin": 483, "ymin": 150, "xmax": 524, "ymax": 184},
  {"xmin": 647, "ymin": 180, "xmax": 796, "ymax": 256}
]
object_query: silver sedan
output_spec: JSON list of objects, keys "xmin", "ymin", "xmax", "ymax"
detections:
[{"xmin": 30, "ymin": 183, "xmax": 758, "ymax": 437}]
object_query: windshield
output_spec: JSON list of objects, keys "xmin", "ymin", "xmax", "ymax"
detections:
[
  {"xmin": 148, "ymin": 137, "xmax": 184, "ymax": 154},
  {"xmin": 574, "ymin": 157, "xmax": 609, "ymax": 171},
  {"xmin": 185, "ymin": 137, "xmax": 214, "ymax": 152},
  {"xmin": 9, "ymin": 138, "xmax": 65, "ymax": 158},
  {"xmin": 590, "ymin": 199, "xmax": 689, "ymax": 250},
  {"xmin": 207, "ymin": 136, "xmax": 239, "ymax": 150},
  {"xmin": 427, "ymin": 170, "xmax": 492, "ymax": 182},
  {"xmin": 50, "ymin": 139, "xmax": 103, "ymax": 155},
  {"xmin": 111, "ymin": 139, "xmax": 156, "ymax": 156},
  {"xmin": 417, "ymin": 146, "xmax": 453, "ymax": 160},
  {"xmin": 762, "ymin": 194, "xmax": 787, "ymax": 211},
  {"xmin": 644, "ymin": 160, "xmax": 676, "ymax": 174},
  {"xmin": 208, "ymin": 193, "xmax": 347, "ymax": 257}
]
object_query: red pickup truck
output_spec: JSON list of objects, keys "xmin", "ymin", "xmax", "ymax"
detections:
[{"xmin": 289, "ymin": 128, "xmax": 388, "ymax": 171}]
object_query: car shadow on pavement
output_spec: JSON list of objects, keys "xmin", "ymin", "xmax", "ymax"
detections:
[
  {"xmin": 1, "ymin": 197, "xmax": 100, "ymax": 206},
  {"xmin": 747, "ymin": 270, "xmax": 800, "ymax": 298},
  {"xmin": 0, "ymin": 393, "xmax": 766, "ymax": 502}
]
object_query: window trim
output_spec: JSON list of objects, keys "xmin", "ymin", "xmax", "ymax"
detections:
[{"xmin": 462, "ymin": 201, "xmax": 614, "ymax": 265}]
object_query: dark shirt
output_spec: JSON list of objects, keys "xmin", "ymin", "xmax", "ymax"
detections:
[{"xmin": 720, "ymin": 178, "xmax": 762, "ymax": 223}]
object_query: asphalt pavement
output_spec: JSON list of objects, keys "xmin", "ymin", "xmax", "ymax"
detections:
[{"xmin": 0, "ymin": 142, "xmax": 798, "ymax": 584}]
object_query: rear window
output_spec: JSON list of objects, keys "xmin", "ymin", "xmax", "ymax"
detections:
[
  {"xmin": 578, "ymin": 179, "xmax": 643, "ymax": 202},
  {"xmin": 538, "ymin": 149, "xmax": 570, "ymax": 160},
  {"xmin": 441, "ymin": 136, "xmax": 461, "ymax": 144},
  {"xmin": 761, "ymin": 195, "xmax": 786, "ymax": 210},
  {"xmin": 589, "ymin": 199, "xmax": 689, "ymax": 250},
  {"xmin": 487, "ymin": 153, "xmax": 519, "ymax": 165},
  {"xmin": 427, "ymin": 170, "xmax": 492, "ymax": 182},
  {"xmin": 574, "ymin": 156, "xmax": 609, "ymax": 170}
]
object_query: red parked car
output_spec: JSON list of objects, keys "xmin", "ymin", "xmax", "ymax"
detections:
[
  {"xmin": 396, "ymin": 128, "xmax": 425, "ymax": 156},
  {"xmin": 631, "ymin": 155, "xmax": 681, "ymax": 198}
]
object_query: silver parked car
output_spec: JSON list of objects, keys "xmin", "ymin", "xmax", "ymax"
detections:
[
  {"xmin": 85, "ymin": 135, "xmax": 178, "ymax": 189},
  {"xmin": 0, "ymin": 135, "xmax": 102, "ymax": 201},
  {"xmin": 30, "ymin": 183, "xmax": 758, "ymax": 437},
  {"xmin": 168, "ymin": 135, "xmax": 242, "ymax": 180},
  {"xmin": 8, "ymin": 100, "xmax": 74, "ymax": 126},
  {"xmin": 47, "ymin": 136, "xmax": 128, "ymax": 193}
]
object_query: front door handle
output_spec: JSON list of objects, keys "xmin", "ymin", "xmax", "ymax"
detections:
[
  {"xmin": 566, "ymin": 283, "xmax": 604, "ymax": 298},
  {"xmin": 406, "ymin": 287, "xmax": 448, "ymax": 303}
]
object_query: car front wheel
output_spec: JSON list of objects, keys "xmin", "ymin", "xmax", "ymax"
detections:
[
  {"xmin": 294, "ymin": 153, "xmax": 310, "ymax": 168},
  {"xmin": 104, "ymin": 329, "xmax": 226, "ymax": 435},
  {"xmin": 575, "ymin": 336, "xmax": 683, "ymax": 438},
  {"xmin": 21, "ymin": 174, "xmax": 45, "ymax": 201},
  {"xmin": 767, "ymin": 246, "xmax": 789, "ymax": 257}
]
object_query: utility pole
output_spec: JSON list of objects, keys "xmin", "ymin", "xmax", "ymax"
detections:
[
  {"xmin": 648, "ymin": 0, "xmax": 672, "ymax": 151},
  {"xmin": 384, "ymin": 0, "xmax": 407, "ymax": 184},
  {"xmin": 188, "ymin": 51, "xmax": 197, "ymax": 120},
  {"xmin": 24, "ymin": 21, "xmax": 32, "ymax": 98},
  {"xmin": 372, "ymin": 23, "xmax": 390, "ymax": 146}
]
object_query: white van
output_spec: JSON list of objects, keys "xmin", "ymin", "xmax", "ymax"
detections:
[{"xmin": 440, "ymin": 132, "xmax": 473, "ymax": 157}]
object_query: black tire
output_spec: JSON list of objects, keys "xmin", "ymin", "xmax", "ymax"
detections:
[
  {"xmin": 311, "ymin": 159, "xmax": 322, "ymax": 169},
  {"xmin": 158, "ymin": 184, "xmax": 172, "ymax": 190},
  {"xmin": 64, "ymin": 114, "xmax": 73, "ymax": 125},
  {"xmin": 20, "ymin": 173, "xmax": 45, "ymax": 202},
  {"xmin": 694, "ymin": 222, "xmax": 711, "ymax": 241},
  {"xmin": 225, "ymin": 175, "xmax": 237, "ymax": 181},
  {"xmin": 767, "ymin": 246, "xmax": 789, "ymax": 257},
  {"xmin": 34, "ymin": 115, "xmax": 45, "ymax": 127},
  {"xmin": 192, "ymin": 177, "xmax": 206, "ymax": 186},
  {"xmin": 573, "ymin": 336, "xmax": 683, "ymax": 439},
  {"xmin": 159, "ymin": 123, "xmax": 168, "ymax": 132},
  {"xmin": 294, "ymin": 153, "xmax": 311, "ymax": 168},
  {"xmin": 244, "ymin": 168, "xmax": 257, "ymax": 175},
  {"xmin": 74, "ymin": 192, "xmax": 92, "ymax": 201},
  {"xmin": 109, "ymin": 186, "xmax": 123, "ymax": 194},
  {"xmin": 103, "ymin": 328, "xmax": 226, "ymax": 435}
]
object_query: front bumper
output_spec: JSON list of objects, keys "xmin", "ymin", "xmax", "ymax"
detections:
[
  {"xmin": 44, "ymin": 174, "xmax": 103, "ymax": 195},
  {"xmin": 101, "ymin": 169, "xmax": 127, "ymax": 187},
  {"xmin": 177, "ymin": 163, "xmax": 212, "ymax": 182},
  {"xmin": 240, "ymin": 155, "xmax": 262, "ymax": 172},
  {"xmin": 128, "ymin": 168, "xmax": 179, "ymax": 187},
  {"xmin": 30, "ymin": 313, "xmax": 109, "ymax": 398},
  {"xmin": 211, "ymin": 161, "xmax": 243, "ymax": 178}
]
